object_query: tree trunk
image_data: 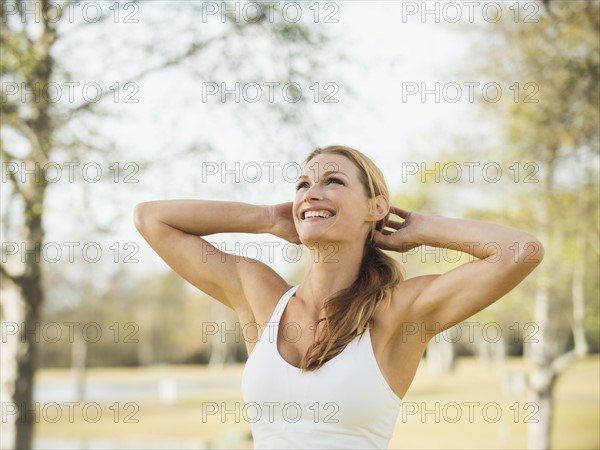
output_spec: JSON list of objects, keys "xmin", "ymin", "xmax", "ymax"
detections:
[
  {"xmin": 1, "ymin": 206, "xmax": 46, "ymax": 449},
  {"xmin": 426, "ymin": 336, "xmax": 454, "ymax": 375},
  {"xmin": 0, "ymin": 278, "xmax": 23, "ymax": 450},
  {"xmin": 524, "ymin": 155, "xmax": 554, "ymax": 450},
  {"xmin": 570, "ymin": 234, "xmax": 588, "ymax": 357},
  {"xmin": 136, "ymin": 304, "xmax": 155, "ymax": 366},
  {"xmin": 527, "ymin": 368, "xmax": 555, "ymax": 450},
  {"xmin": 477, "ymin": 337, "xmax": 506, "ymax": 366},
  {"xmin": 526, "ymin": 268, "xmax": 555, "ymax": 450},
  {"xmin": 525, "ymin": 154, "xmax": 589, "ymax": 449},
  {"xmin": 208, "ymin": 338, "xmax": 228, "ymax": 370},
  {"xmin": 1, "ymin": 25, "xmax": 52, "ymax": 439},
  {"xmin": 71, "ymin": 332, "xmax": 87, "ymax": 402},
  {"xmin": 208, "ymin": 305, "xmax": 229, "ymax": 370},
  {"xmin": 527, "ymin": 231, "xmax": 590, "ymax": 450}
]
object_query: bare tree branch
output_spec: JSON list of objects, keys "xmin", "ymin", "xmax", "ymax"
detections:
[
  {"xmin": 0, "ymin": 148, "xmax": 28, "ymax": 200},
  {"xmin": 56, "ymin": 0, "xmax": 140, "ymax": 41},
  {"xmin": 550, "ymin": 347, "xmax": 584, "ymax": 375},
  {"xmin": 67, "ymin": 31, "xmax": 226, "ymax": 116},
  {"xmin": 0, "ymin": 262, "xmax": 23, "ymax": 285}
]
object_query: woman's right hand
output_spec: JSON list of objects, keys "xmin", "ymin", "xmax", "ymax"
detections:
[{"xmin": 268, "ymin": 202, "xmax": 301, "ymax": 244}]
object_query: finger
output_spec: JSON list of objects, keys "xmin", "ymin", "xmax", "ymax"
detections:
[
  {"xmin": 373, "ymin": 229, "xmax": 388, "ymax": 242},
  {"xmin": 384, "ymin": 220, "xmax": 402, "ymax": 229},
  {"xmin": 389, "ymin": 206, "xmax": 412, "ymax": 219},
  {"xmin": 373, "ymin": 231, "xmax": 391, "ymax": 249}
]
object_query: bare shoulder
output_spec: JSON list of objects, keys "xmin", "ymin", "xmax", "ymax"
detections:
[{"xmin": 237, "ymin": 260, "xmax": 293, "ymax": 325}]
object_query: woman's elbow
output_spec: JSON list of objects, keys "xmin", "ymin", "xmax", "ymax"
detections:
[
  {"xmin": 133, "ymin": 202, "xmax": 152, "ymax": 232},
  {"xmin": 515, "ymin": 234, "xmax": 545, "ymax": 266}
]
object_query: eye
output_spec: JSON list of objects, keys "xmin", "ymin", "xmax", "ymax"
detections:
[
  {"xmin": 326, "ymin": 177, "xmax": 344, "ymax": 185},
  {"xmin": 295, "ymin": 181, "xmax": 309, "ymax": 191}
]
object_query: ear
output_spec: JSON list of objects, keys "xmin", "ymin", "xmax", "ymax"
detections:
[{"xmin": 367, "ymin": 195, "xmax": 389, "ymax": 222}]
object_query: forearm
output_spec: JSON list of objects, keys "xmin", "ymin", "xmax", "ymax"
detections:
[
  {"xmin": 134, "ymin": 200, "xmax": 272, "ymax": 237},
  {"xmin": 411, "ymin": 214, "xmax": 544, "ymax": 263}
]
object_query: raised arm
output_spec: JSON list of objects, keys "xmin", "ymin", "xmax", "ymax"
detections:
[
  {"xmin": 375, "ymin": 207, "xmax": 545, "ymax": 334},
  {"xmin": 133, "ymin": 200, "xmax": 297, "ymax": 315}
]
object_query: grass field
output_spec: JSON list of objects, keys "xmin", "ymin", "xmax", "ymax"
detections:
[{"xmin": 32, "ymin": 355, "xmax": 599, "ymax": 449}]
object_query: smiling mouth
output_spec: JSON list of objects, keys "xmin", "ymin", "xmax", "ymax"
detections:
[{"xmin": 301, "ymin": 210, "xmax": 336, "ymax": 220}]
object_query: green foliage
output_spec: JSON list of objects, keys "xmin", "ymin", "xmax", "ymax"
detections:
[
  {"xmin": 474, "ymin": 0, "xmax": 600, "ymax": 354},
  {"xmin": 393, "ymin": 1, "xmax": 600, "ymax": 356}
]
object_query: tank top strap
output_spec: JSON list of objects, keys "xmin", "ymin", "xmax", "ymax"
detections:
[{"xmin": 268, "ymin": 284, "xmax": 299, "ymax": 325}]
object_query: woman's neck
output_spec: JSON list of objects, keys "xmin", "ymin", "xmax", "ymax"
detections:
[{"xmin": 297, "ymin": 241, "xmax": 365, "ymax": 312}]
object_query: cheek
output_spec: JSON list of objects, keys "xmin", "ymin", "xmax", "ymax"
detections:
[{"xmin": 293, "ymin": 198, "xmax": 302, "ymax": 215}]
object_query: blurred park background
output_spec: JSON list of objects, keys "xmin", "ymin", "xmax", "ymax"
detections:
[{"xmin": 1, "ymin": 1, "xmax": 598, "ymax": 449}]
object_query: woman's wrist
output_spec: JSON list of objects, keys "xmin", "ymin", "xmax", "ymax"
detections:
[
  {"xmin": 402, "ymin": 211, "xmax": 429, "ymax": 247},
  {"xmin": 264, "ymin": 204, "xmax": 278, "ymax": 235},
  {"xmin": 411, "ymin": 214, "xmax": 474, "ymax": 251}
]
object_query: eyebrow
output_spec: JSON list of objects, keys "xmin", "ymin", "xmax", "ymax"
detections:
[{"xmin": 297, "ymin": 170, "xmax": 349, "ymax": 182}]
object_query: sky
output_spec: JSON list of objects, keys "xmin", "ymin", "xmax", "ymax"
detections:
[{"xmin": 3, "ymin": 1, "xmax": 541, "ymax": 299}]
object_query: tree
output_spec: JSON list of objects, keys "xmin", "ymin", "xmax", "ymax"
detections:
[
  {"xmin": 0, "ymin": 1, "xmax": 334, "ymax": 448},
  {"xmin": 476, "ymin": 1, "xmax": 599, "ymax": 448}
]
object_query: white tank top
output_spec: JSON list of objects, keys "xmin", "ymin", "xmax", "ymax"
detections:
[{"xmin": 242, "ymin": 284, "xmax": 402, "ymax": 449}]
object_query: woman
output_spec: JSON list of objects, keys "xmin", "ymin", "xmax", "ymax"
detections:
[{"xmin": 134, "ymin": 145, "xmax": 545, "ymax": 449}]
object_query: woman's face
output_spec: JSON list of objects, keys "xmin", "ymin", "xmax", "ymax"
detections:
[{"xmin": 293, "ymin": 153, "xmax": 377, "ymax": 246}]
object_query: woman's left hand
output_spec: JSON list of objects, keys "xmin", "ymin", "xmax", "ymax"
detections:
[{"xmin": 373, "ymin": 206, "xmax": 421, "ymax": 252}]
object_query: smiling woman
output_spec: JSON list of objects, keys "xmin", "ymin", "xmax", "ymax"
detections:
[{"xmin": 133, "ymin": 145, "xmax": 545, "ymax": 449}]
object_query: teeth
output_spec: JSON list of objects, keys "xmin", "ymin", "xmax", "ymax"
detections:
[{"xmin": 304, "ymin": 210, "xmax": 333, "ymax": 219}]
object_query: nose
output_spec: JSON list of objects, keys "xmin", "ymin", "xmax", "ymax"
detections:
[{"xmin": 303, "ymin": 183, "xmax": 323, "ymax": 202}]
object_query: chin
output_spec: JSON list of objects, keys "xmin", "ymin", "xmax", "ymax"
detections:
[
  {"xmin": 298, "ymin": 232, "xmax": 327, "ymax": 246},
  {"xmin": 298, "ymin": 229, "xmax": 342, "ymax": 248}
]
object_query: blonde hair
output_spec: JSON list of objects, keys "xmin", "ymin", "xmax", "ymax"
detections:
[{"xmin": 300, "ymin": 145, "xmax": 404, "ymax": 371}]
